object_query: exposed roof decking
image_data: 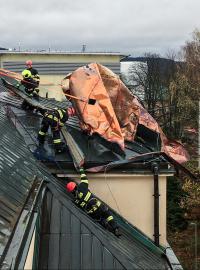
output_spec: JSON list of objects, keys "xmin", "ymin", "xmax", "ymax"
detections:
[{"xmin": 3, "ymin": 106, "xmax": 172, "ymax": 175}]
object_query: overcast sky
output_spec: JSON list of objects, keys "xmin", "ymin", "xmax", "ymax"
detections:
[{"xmin": 1, "ymin": 0, "xmax": 199, "ymax": 56}]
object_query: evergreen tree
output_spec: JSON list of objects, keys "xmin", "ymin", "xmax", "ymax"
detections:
[{"xmin": 167, "ymin": 176, "xmax": 188, "ymax": 231}]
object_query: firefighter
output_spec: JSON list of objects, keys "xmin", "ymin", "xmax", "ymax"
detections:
[
  {"xmin": 25, "ymin": 60, "xmax": 40, "ymax": 94},
  {"xmin": 20, "ymin": 69, "xmax": 40, "ymax": 110},
  {"xmin": 38, "ymin": 107, "xmax": 76, "ymax": 153},
  {"xmin": 66, "ymin": 168, "xmax": 121, "ymax": 237},
  {"xmin": 21, "ymin": 69, "xmax": 39, "ymax": 97}
]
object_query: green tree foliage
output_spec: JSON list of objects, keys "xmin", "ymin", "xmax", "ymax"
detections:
[
  {"xmin": 181, "ymin": 160, "xmax": 200, "ymax": 216},
  {"xmin": 166, "ymin": 68, "xmax": 198, "ymax": 138},
  {"xmin": 166, "ymin": 29, "xmax": 200, "ymax": 137},
  {"xmin": 167, "ymin": 176, "xmax": 188, "ymax": 231},
  {"xmin": 162, "ymin": 30, "xmax": 200, "ymax": 138}
]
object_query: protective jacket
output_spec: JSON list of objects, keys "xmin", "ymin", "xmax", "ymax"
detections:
[
  {"xmin": 74, "ymin": 169, "xmax": 118, "ymax": 233},
  {"xmin": 28, "ymin": 67, "xmax": 39, "ymax": 77},
  {"xmin": 28, "ymin": 67, "xmax": 40, "ymax": 86},
  {"xmin": 38, "ymin": 107, "xmax": 75, "ymax": 152},
  {"xmin": 21, "ymin": 68, "xmax": 39, "ymax": 96}
]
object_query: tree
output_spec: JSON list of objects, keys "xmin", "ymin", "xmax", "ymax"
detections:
[
  {"xmin": 164, "ymin": 29, "xmax": 200, "ymax": 138},
  {"xmin": 125, "ymin": 37, "xmax": 199, "ymax": 140},
  {"xmin": 167, "ymin": 176, "xmax": 188, "ymax": 231},
  {"xmin": 166, "ymin": 67, "xmax": 198, "ymax": 138},
  {"xmin": 127, "ymin": 53, "xmax": 179, "ymax": 135},
  {"xmin": 127, "ymin": 53, "xmax": 164, "ymax": 118},
  {"xmin": 182, "ymin": 29, "xmax": 200, "ymax": 123}
]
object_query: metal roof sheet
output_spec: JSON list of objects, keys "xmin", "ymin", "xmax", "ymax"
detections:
[
  {"xmin": 5, "ymin": 106, "xmax": 163, "ymax": 167},
  {"xmin": 0, "ymin": 105, "xmax": 52, "ymax": 259},
  {"xmin": 0, "ymin": 76, "xmax": 71, "ymax": 110},
  {"xmin": 37, "ymin": 182, "xmax": 171, "ymax": 270},
  {"xmin": 0, "ymin": 103, "xmax": 173, "ymax": 270}
]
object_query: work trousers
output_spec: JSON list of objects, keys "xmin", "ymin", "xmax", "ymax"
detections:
[
  {"xmin": 87, "ymin": 199, "xmax": 118, "ymax": 232},
  {"xmin": 38, "ymin": 116, "xmax": 63, "ymax": 150},
  {"xmin": 21, "ymin": 79, "xmax": 39, "ymax": 96}
]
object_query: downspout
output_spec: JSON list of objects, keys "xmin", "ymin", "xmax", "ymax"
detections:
[{"xmin": 151, "ymin": 162, "xmax": 160, "ymax": 246}]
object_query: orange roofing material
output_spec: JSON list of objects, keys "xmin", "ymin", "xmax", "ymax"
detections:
[
  {"xmin": 66, "ymin": 63, "xmax": 125, "ymax": 150},
  {"xmin": 62, "ymin": 63, "xmax": 189, "ymax": 163}
]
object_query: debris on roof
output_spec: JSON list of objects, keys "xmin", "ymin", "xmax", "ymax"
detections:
[
  {"xmin": 0, "ymin": 63, "xmax": 194, "ymax": 177},
  {"xmin": 62, "ymin": 62, "xmax": 189, "ymax": 164},
  {"xmin": 1, "ymin": 63, "xmax": 189, "ymax": 164}
]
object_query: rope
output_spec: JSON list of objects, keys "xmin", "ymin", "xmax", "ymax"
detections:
[
  {"xmin": 0, "ymin": 69, "xmax": 92, "ymax": 104},
  {"xmin": 103, "ymin": 164, "xmax": 122, "ymax": 216},
  {"xmin": 0, "ymin": 68, "xmax": 53, "ymax": 87}
]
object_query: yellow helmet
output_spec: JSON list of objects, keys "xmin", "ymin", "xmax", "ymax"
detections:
[{"xmin": 22, "ymin": 69, "xmax": 32, "ymax": 78}]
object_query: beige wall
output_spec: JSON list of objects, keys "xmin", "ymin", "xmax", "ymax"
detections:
[
  {"xmin": 66, "ymin": 172, "xmax": 171, "ymax": 247},
  {"xmin": 24, "ymin": 230, "xmax": 35, "ymax": 269},
  {"xmin": 0, "ymin": 52, "xmax": 121, "ymax": 64},
  {"xmin": 37, "ymin": 75, "xmax": 66, "ymax": 101}
]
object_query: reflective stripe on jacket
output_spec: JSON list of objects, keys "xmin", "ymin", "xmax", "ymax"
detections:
[{"xmin": 75, "ymin": 172, "xmax": 92, "ymax": 209}]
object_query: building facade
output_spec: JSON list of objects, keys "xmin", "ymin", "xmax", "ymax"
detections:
[{"xmin": 0, "ymin": 51, "xmax": 125, "ymax": 100}]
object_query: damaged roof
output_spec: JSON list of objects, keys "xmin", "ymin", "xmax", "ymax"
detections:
[
  {"xmin": 2, "ymin": 105, "xmax": 174, "ymax": 175},
  {"xmin": 0, "ymin": 62, "xmax": 189, "ymax": 166},
  {"xmin": 0, "ymin": 104, "xmax": 172, "ymax": 270},
  {"xmin": 0, "ymin": 77, "xmax": 172, "ymax": 174},
  {"xmin": 0, "ymin": 65, "xmax": 194, "ymax": 182}
]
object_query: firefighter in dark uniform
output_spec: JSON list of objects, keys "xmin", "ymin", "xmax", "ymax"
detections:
[
  {"xmin": 66, "ymin": 168, "xmax": 121, "ymax": 237},
  {"xmin": 20, "ymin": 69, "xmax": 40, "ymax": 110},
  {"xmin": 38, "ymin": 107, "xmax": 76, "ymax": 153},
  {"xmin": 21, "ymin": 69, "xmax": 39, "ymax": 97},
  {"xmin": 25, "ymin": 60, "xmax": 40, "ymax": 94}
]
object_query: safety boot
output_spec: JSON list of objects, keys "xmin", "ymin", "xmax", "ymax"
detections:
[
  {"xmin": 55, "ymin": 142, "xmax": 66, "ymax": 154},
  {"xmin": 113, "ymin": 227, "xmax": 122, "ymax": 237}
]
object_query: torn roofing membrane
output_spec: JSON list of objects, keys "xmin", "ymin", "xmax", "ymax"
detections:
[{"xmin": 66, "ymin": 63, "xmax": 189, "ymax": 164}]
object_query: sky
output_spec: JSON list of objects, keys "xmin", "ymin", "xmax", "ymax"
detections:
[{"xmin": 1, "ymin": 0, "xmax": 199, "ymax": 57}]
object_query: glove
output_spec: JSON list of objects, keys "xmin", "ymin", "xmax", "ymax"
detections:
[
  {"xmin": 79, "ymin": 167, "xmax": 85, "ymax": 174},
  {"xmin": 67, "ymin": 107, "xmax": 76, "ymax": 117}
]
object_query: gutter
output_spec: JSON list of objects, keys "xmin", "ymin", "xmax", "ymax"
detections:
[
  {"xmin": 87, "ymin": 151, "xmax": 199, "ymax": 182},
  {"xmin": 165, "ymin": 243, "xmax": 183, "ymax": 270},
  {"xmin": 0, "ymin": 177, "xmax": 44, "ymax": 269}
]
